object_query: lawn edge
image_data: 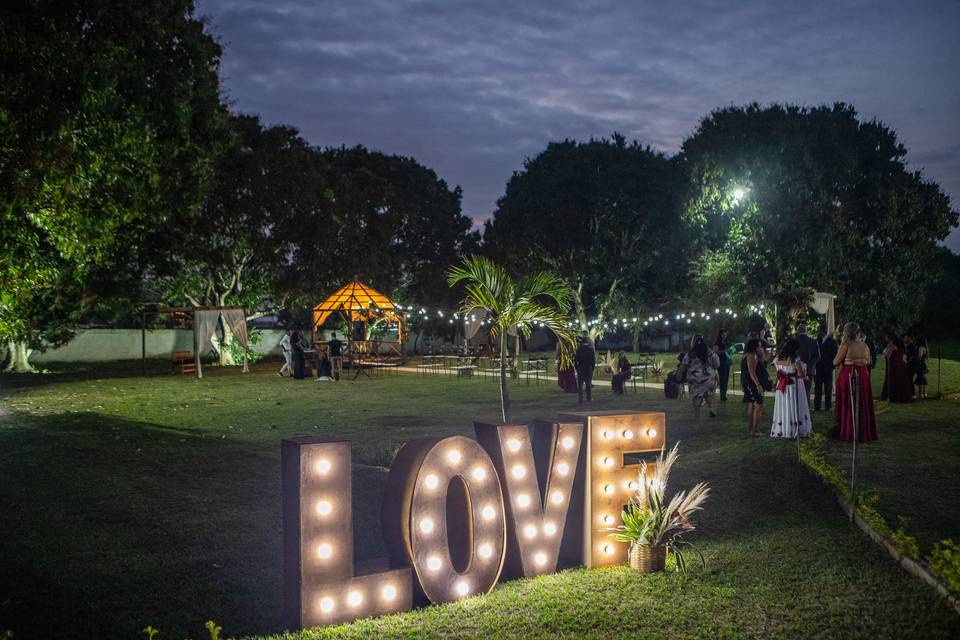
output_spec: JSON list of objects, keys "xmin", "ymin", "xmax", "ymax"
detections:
[{"xmin": 797, "ymin": 443, "xmax": 960, "ymax": 617}]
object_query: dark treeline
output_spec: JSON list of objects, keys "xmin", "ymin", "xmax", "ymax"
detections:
[{"xmin": 2, "ymin": 1, "xmax": 957, "ymax": 371}]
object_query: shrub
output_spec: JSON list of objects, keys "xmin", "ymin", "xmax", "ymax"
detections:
[{"xmin": 927, "ymin": 539, "xmax": 960, "ymax": 596}]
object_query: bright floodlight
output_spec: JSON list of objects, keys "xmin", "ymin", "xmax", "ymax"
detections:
[{"xmin": 732, "ymin": 187, "xmax": 746, "ymax": 203}]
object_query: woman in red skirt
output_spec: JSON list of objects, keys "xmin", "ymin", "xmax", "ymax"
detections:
[{"xmin": 832, "ymin": 322, "xmax": 878, "ymax": 442}]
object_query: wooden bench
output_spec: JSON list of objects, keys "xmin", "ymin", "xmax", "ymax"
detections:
[{"xmin": 171, "ymin": 351, "xmax": 196, "ymax": 375}]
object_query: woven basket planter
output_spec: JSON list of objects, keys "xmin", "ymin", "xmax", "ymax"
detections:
[{"xmin": 630, "ymin": 543, "xmax": 666, "ymax": 573}]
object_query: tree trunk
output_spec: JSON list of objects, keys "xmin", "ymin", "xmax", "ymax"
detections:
[
  {"xmin": 499, "ymin": 331, "xmax": 511, "ymax": 423},
  {"xmin": 632, "ymin": 323, "xmax": 642, "ymax": 354},
  {"xmin": 4, "ymin": 340, "xmax": 36, "ymax": 373},
  {"xmin": 216, "ymin": 319, "xmax": 237, "ymax": 366}
]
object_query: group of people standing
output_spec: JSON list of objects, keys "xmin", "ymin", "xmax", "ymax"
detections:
[
  {"xmin": 880, "ymin": 333, "xmax": 930, "ymax": 401},
  {"xmin": 740, "ymin": 321, "xmax": 882, "ymax": 442},
  {"xmin": 277, "ymin": 329, "xmax": 343, "ymax": 381}
]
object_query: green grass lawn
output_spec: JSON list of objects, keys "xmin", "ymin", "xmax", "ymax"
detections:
[{"xmin": 1, "ymin": 360, "xmax": 958, "ymax": 639}]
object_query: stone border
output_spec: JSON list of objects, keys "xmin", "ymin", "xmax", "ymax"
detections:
[{"xmin": 799, "ymin": 461, "xmax": 960, "ymax": 616}]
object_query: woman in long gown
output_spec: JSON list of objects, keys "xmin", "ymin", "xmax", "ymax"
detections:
[
  {"xmin": 770, "ymin": 338, "xmax": 812, "ymax": 438},
  {"xmin": 610, "ymin": 351, "xmax": 631, "ymax": 394},
  {"xmin": 556, "ymin": 339, "xmax": 577, "ymax": 393},
  {"xmin": 880, "ymin": 333, "xmax": 912, "ymax": 402},
  {"xmin": 832, "ymin": 322, "xmax": 878, "ymax": 442}
]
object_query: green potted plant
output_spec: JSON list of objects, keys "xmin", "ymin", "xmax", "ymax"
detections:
[{"xmin": 607, "ymin": 443, "xmax": 710, "ymax": 573}]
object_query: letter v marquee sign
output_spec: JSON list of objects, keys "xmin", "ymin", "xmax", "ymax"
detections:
[{"xmin": 281, "ymin": 411, "xmax": 665, "ymax": 629}]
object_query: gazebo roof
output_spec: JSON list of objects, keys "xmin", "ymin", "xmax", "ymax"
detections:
[{"xmin": 312, "ymin": 281, "xmax": 405, "ymax": 335}]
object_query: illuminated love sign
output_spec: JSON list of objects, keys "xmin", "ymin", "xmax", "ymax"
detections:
[{"xmin": 282, "ymin": 411, "xmax": 665, "ymax": 629}]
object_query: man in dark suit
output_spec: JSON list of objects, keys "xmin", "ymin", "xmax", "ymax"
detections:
[
  {"xmin": 574, "ymin": 331, "xmax": 596, "ymax": 403},
  {"xmin": 796, "ymin": 322, "xmax": 820, "ymax": 400},
  {"xmin": 814, "ymin": 325, "xmax": 838, "ymax": 410}
]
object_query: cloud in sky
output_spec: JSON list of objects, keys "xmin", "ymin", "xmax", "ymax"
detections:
[{"xmin": 198, "ymin": 0, "xmax": 960, "ymax": 249}]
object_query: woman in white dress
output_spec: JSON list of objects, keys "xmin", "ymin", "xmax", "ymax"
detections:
[{"xmin": 771, "ymin": 338, "xmax": 812, "ymax": 438}]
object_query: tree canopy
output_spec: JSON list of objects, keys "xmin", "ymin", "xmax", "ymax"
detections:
[
  {"xmin": 0, "ymin": 0, "xmax": 228, "ymax": 365},
  {"xmin": 285, "ymin": 145, "xmax": 479, "ymax": 310},
  {"xmin": 483, "ymin": 134, "xmax": 687, "ymax": 335},
  {"xmin": 680, "ymin": 103, "xmax": 957, "ymax": 334}
]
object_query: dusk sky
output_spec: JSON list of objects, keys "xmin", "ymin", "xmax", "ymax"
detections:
[{"xmin": 197, "ymin": 0, "xmax": 960, "ymax": 250}]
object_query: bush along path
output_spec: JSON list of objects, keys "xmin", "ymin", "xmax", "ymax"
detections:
[{"xmin": 799, "ymin": 432, "xmax": 960, "ymax": 613}]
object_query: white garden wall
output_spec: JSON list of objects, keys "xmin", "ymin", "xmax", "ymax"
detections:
[{"xmin": 30, "ymin": 329, "xmax": 288, "ymax": 363}]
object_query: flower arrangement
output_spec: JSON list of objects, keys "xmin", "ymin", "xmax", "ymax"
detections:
[
  {"xmin": 607, "ymin": 443, "xmax": 710, "ymax": 573},
  {"xmin": 650, "ymin": 359, "xmax": 665, "ymax": 381}
]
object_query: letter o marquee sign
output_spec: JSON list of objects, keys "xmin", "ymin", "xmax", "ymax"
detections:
[{"xmin": 383, "ymin": 436, "xmax": 506, "ymax": 603}]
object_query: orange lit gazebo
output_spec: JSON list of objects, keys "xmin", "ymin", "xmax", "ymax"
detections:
[{"xmin": 311, "ymin": 281, "xmax": 407, "ymax": 356}]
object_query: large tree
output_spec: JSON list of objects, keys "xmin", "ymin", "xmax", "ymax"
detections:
[
  {"xmin": 680, "ymin": 103, "xmax": 957, "ymax": 336},
  {"xmin": 483, "ymin": 134, "xmax": 687, "ymax": 337},
  {"xmin": 155, "ymin": 115, "xmax": 328, "ymax": 309},
  {"xmin": 285, "ymin": 146, "xmax": 479, "ymax": 309},
  {"xmin": 148, "ymin": 114, "xmax": 332, "ymax": 363},
  {"xmin": 0, "ymin": 0, "xmax": 228, "ymax": 370}
]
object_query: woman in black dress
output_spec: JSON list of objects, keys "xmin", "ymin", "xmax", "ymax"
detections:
[
  {"xmin": 741, "ymin": 338, "xmax": 766, "ymax": 436},
  {"xmin": 291, "ymin": 330, "xmax": 306, "ymax": 380},
  {"xmin": 915, "ymin": 335, "xmax": 929, "ymax": 398}
]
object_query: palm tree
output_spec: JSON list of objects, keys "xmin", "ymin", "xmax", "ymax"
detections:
[{"xmin": 448, "ymin": 255, "xmax": 576, "ymax": 422}]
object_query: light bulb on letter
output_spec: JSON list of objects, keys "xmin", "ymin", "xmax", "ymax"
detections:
[
  {"xmin": 507, "ymin": 438, "xmax": 522, "ymax": 452},
  {"xmin": 455, "ymin": 581, "xmax": 470, "ymax": 596},
  {"xmin": 603, "ymin": 484, "xmax": 614, "ymax": 494},
  {"xmin": 478, "ymin": 543, "xmax": 493, "ymax": 558},
  {"xmin": 382, "ymin": 585, "xmax": 397, "ymax": 601},
  {"xmin": 427, "ymin": 556, "xmax": 442, "ymax": 571},
  {"xmin": 534, "ymin": 552, "xmax": 547, "ymax": 566},
  {"xmin": 472, "ymin": 467, "xmax": 487, "ymax": 481},
  {"xmin": 646, "ymin": 428, "xmax": 657, "ymax": 437},
  {"xmin": 556, "ymin": 462, "xmax": 570, "ymax": 476},
  {"xmin": 481, "ymin": 504, "xmax": 496, "ymax": 520},
  {"xmin": 424, "ymin": 474, "xmax": 439, "ymax": 489},
  {"xmin": 419, "ymin": 518, "xmax": 435, "ymax": 534},
  {"xmin": 314, "ymin": 459, "xmax": 331, "ymax": 474},
  {"xmin": 523, "ymin": 524, "xmax": 538, "ymax": 538},
  {"xmin": 317, "ymin": 543, "xmax": 333, "ymax": 559},
  {"xmin": 447, "ymin": 449, "xmax": 462, "ymax": 464},
  {"xmin": 561, "ymin": 436, "xmax": 575, "ymax": 450},
  {"xmin": 316, "ymin": 500, "xmax": 332, "ymax": 516},
  {"xmin": 551, "ymin": 490, "xmax": 564, "ymax": 504},
  {"xmin": 347, "ymin": 590, "xmax": 362, "ymax": 607},
  {"xmin": 516, "ymin": 494, "xmax": 531, "ymax": 508},
  {"xmin": 319, "ymin": 597, "xmax": 335, "ymax": 614},
  {"xmin": 543, "ymin": 522, "xmax": 557, "ymax": 536},
  {"xmin": 512, "ymin": 464, "xmax": 526, "ymax": 479},
  {"xmin": 622, "ymin": 430, "xmax": 634, "ymax": 439},
  {"xmin": 603, "ymin": 514, "xmax": 615, "ymax": 525}
]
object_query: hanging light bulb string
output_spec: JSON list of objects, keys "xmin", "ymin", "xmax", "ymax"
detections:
[{"xmin": 392, "ymin": 302, "xmax": 767, "ymax": 331}]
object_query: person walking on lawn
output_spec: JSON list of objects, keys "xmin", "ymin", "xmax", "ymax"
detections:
[{"xmin": 277, "ymin": 328, "xmax": 293, "ymax": 377}]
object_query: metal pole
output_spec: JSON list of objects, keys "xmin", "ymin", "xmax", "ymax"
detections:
[
  {"xmin": 849, "ymin": 369, "xmax": 859, "ymax": 521},
  {"xmin": 194, "ymin": 311, "xmax": 202, "ymax": 379},
  {"xmin": 141, "ymin": 311, "xmax": 147, "ymax": 376}
]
